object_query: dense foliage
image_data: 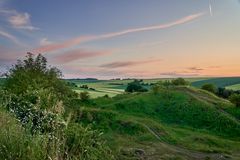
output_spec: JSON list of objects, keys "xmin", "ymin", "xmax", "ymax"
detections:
[
  {"xmin": 0, "ymin": 53, "xmax": 114, "ymax": 160},
  {"xmin": 201, "ymin": 83, "xmax": 217, "ymax": 94},
  {"xmin": 125, "ymin": 80, "xmax": 148, "ymax": 93},
  {"xmin": 4, "ymin": 53, "xmax": 75, "ymax": 99},
  {"xmin": 229, "ymin": 94, "xmax": 240, "ymax": 107},
  {"xmin": 171, "ymin": 78, "xmax": 189, "ymax": 86}
]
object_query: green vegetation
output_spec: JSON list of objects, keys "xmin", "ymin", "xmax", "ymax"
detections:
[
  {"xmin": 226, "ymin": 84, "xmax": 240, "ymax": 91},
  {"xmin": 229, "ymin": 94, "xmax": 240, "ymax": 107},
  {"xmin": 171, "ymin": 78, "xmax": 189, "ymax": 86},
  {"xmin": 125, "ymin": 79, "xmax": 148, "ymax": 92},
  {"xmin": 66, "ymin": 85, "xmax": 240, "ymax": 159},
  {"xmin": 0, "ymin": 53, "xmax": 114, "ymax": 160},
  {"xmin": 80, "ymin": 91, "xmax": 90, "ymax": 102},
  {"xmin": 201, "ymin": 83, "xmax": 217, "ymax": 94},
  {"xmin": 1, "ymin": 53, "xmax": 240, "ymax": 159},
  {"xmin": 67, "ymin": 77, "xmax": 205, "ymax": 98}
]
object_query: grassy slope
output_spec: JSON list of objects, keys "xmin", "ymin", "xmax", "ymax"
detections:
[{"xmin": 68, "ymin": 86, "xmax": 240, "ymax": 159}]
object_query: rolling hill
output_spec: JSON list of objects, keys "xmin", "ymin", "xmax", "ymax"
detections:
[{"xmin": 67, "ymin": 86, "xmax": 240, "ymax": 160}]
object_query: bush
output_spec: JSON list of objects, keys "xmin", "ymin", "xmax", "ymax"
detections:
[
  {"xmin": 151, "ymin": 84, "xmax": 161, "ymax": 95},
  {"xmin": 171, "ymin": 78, "xmax": 189, "ymax": 86},
  {"xmin": 125, "ymin": 80, "xmax": 148, "ymax": 93},
  {"xmin": 0, "ymin": 110, "xmax": 47, "ymax": 160},
  {"xmin": 64, "ymin": 123, "xmax": 114, "ymax": 160},
  {"xmin": 229, "ymin": 94, "xmax": 240, "ymax": 107},
  {"xmin": 4, "ymin": 53, "xmax": 76, "ymax": 99},
  {"xmin": 0, "ymin": 53, "xmax": 115, "ymax": 160},
  {"xmin": 201, "ymin": 83, "xmax": 217, "ymax": 94},
  {"xmin": 80, "ymin": 91, "xmax": 90, "ymax": 102},
  {"xmin": 1, "ymin": 53, "xmax": 73, "ymax": 134},
  {"xmin": 0, "ymin": 110, "xmax": 115, "ymax": 160}
]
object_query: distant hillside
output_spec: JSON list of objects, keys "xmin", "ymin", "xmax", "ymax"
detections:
[{"xmin": 192, "ymin": 77, "xmax": 240, "ymax": 88}]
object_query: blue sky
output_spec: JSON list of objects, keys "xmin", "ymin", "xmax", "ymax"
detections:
[{"xmin": 0, "ymin": 0, "xmax": 240, "ymax": 79}]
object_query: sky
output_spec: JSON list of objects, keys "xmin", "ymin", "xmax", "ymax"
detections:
[{"xmin": 0, "ymin": 0, "xmax": 240, "ymax": 79}]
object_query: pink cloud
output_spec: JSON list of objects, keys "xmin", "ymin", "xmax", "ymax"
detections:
[
  {"xmin": 35, "ymin": 36, "xmax": 95, "ymax": 53},
  {"xmin": 100, "ymin": 59, "xmax": 161, "ymax": 68},
  {"xmin": 0, "ymin": 9, "xmax": 39, "ymax": 31},
  {"xmin": 160, "ymin": 71, "xmax": 200, "ymax": 77},
  {"xmin": 187, "ymin": 67, "xmax": 204, "ymax": 71},
  {"xmin": 52, "ymin": 49, "xmax": 111, "ymax": 64},
  {"xmin": 34, "ymin": 12, "xmax": 205, "ymax": 53}
]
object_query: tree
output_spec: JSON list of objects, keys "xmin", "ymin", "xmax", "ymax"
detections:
[
  {"xmin": 4, "ymin": 53, "xmax": 76, "ymax": 99},
  {"xmin": 229, "ymin": 94, "xmax": 240, "ymax": 107},
  {"xmin": 171, "ymin": 78, "xmax": 189, "ymax": 86},
  {"xmin": 3, "ymin": 53, "xmax": 77, "ymax": 133},
  {"xmin": 0, "ymin": 53, "xmax": 115, "ymax": 159},
  {"xmin": 201, "ymin": 83, "xmax": 217, "ymax": 94},
  {"xmin": 125, "ymin": 80, "xmax": 147, "ymax": 93},
  {"xmin": 216, "ymin": 87, "xmax": 234, "ymax": 99}
]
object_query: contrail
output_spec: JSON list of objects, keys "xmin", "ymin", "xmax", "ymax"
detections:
[
  {"xmin": 209, "ymin": 0, "xmax": 213, "ymax": 16},
  {"xmin": 34, "ymin": 12, "xmax": 205, "ymax": 53}
]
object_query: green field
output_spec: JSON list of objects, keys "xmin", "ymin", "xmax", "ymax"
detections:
[
  {"xmin": 226, "ymin": 84, "xmax": 240, "ymax": 91},
  {"xmin": 67, "ymin": 78, "xmax": 209, "ymax": 98}
]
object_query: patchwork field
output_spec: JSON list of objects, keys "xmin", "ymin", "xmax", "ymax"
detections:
[
  {"xmin": 67, "ymin": 78, "xmax": 210, "ymax": 98},
  {"xmin": 67, "ymin": 77, "xmax": 240, "ymax": 98}
]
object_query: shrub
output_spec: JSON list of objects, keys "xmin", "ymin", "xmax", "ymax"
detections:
[
  {"xmin": 64, "ymin": 123, "xmax": 114, "ymax": 160},
  {"xmin": 1, "ymin": 53, "xmax": 73, "ymax": 134},
  {"xmin": 201, "ymin": 83, "xmax": 217, "ymax": 94},
  {"xmin": 151, "ymin": 84, "xmax": 161, "ymax": 95},
  {"xmin": 0, "ymin": 53, "xmax": 115, "ymax": 160},
  {"xmin": 125, "ymin": 80, "xmax": 148, "ymax": 93},
  {"xmin": 0, "ymin": 110, "xmax": 115, "ymax": 160},
  {"xmin": 171, "ymin": 78, "xmax": 189, "ymax": 86},
  {"xmin": 0, "ymin": 110, "xmax": 47, "ymax": 160},
  {"xmin": 4, "ymin": 53, "xmax": 76, "ymax": 99},
  {"xmin": 229, "ymin": 94, "xmax": 240, "ymax": 107},
  {"xmin": 80, "ymin": 91, "xmax": 90, "ymax": 102}
]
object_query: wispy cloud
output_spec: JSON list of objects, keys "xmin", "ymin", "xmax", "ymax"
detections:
[
  {"xmin": 187, "ymin": 67, "xmax": 204, "ymax": 71},
  {"xmin": 160, "ymin": 71, "xmax": 200, "ymax": 77},
  {"xmin": 0, "ymin": 9, "xmax": 39, "ymax": 31},
  {"xmin": 35, "ymin": 12, "xmax": 205, "ymax": 53},
  {"xmin": 100, "ymin": 59, "xmax": 161, "ymax": 68},
  {"xmin": 209, "ymin": 0, "xmax": 213, "ymax": 17},
  {"xmin": 52, "ymin": 49, "xmax": 111, "ymax": 64},
  {"xmin": 35, "ymin": 36, "xmax": 94, "ymax": 53},
  {"xmin": 40, "ymin": 38, "xmax": 53, "ymax": 46}
]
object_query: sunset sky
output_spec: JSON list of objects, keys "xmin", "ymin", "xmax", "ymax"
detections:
[{"xmin": 0, "ymin": 0, "xmax": 240, "ymax": 79}]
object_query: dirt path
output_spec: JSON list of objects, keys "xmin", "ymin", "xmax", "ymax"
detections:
[{"xmin": 141, "ymin": 124, "xmax": 232, "ymax": 160}]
